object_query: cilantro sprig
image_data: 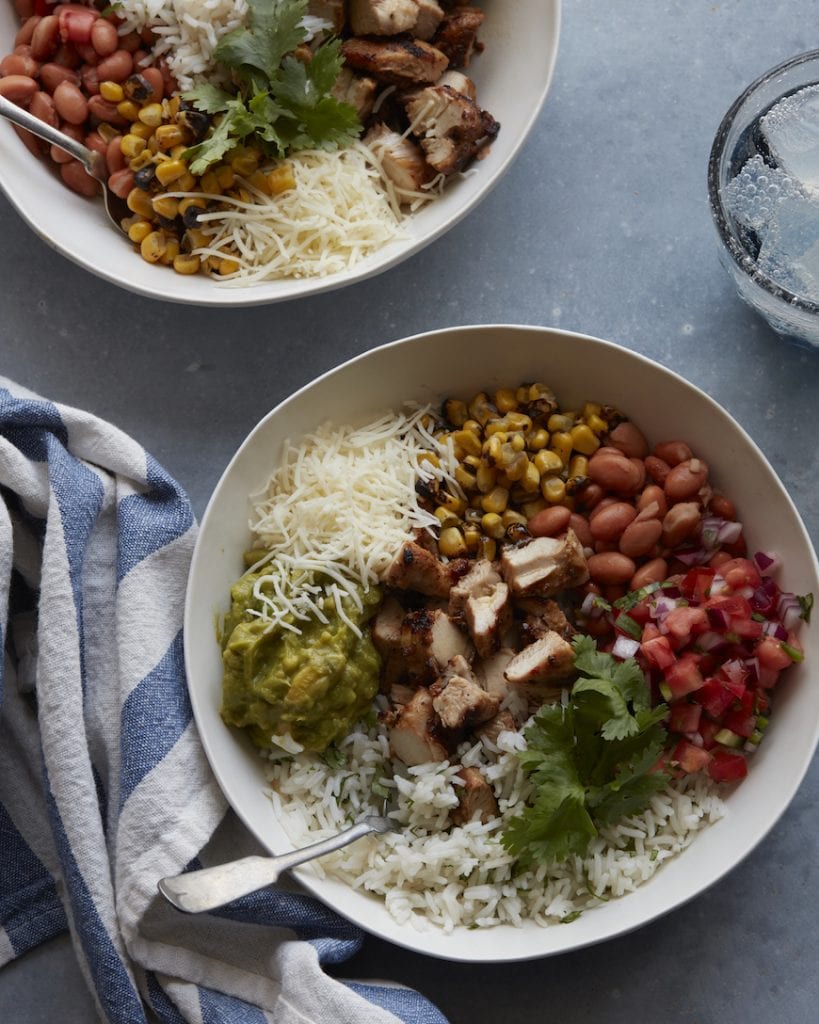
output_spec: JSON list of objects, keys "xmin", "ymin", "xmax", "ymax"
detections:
[
  {"xmin": 501, "ymin": 635, "xmax": 670, "ymax": 868},
  {"xmin": 183, "ymin": 0, "xmax": 360, "ymax": 174}
]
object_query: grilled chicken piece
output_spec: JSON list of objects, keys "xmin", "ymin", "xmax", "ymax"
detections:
[
  {"xmin": 504, "ymin": 630, "xmax": 575, "ymax": 687},
  {"xmin": 500, "ymin": 530, "xmax": 589, "ymax": 599},
  {"xmin": 349, "ymin": 0, "xmax": 444, "ymax": 40},
  {"xmin": 387, "ymin": 687, "xmax": 452, "ymax": 765},
  {"xmin": 331, "ymin": 66, "xmax": 378, "ymax": 121},
  {"xmin": 448, "ymin": 559, "xmax": 511, "ymax": 658},
  {"xmin": 364, "ymin": 125, "xmax": 432, "ymax": 191},
  {"xmin": 475, "ymin": 708, "xmax": 518, "ymax": 747},
  {"xmin": 517, "ymin": 597, "xmax": 575, "ymax": 644},
  {"xmin": 383, "ymin": 538, "xmax": 454, "ymax": 597},
  {"xmin": 342, "ymin": 35, "xmax": 449, "ymax": 87},
  {"xmin": 372, "ymin": 598, "xmax": 473, "ymax": 685},
  {"xmin": 452, "ymin": 765, "xmax": 499, "ymax": 824},
  {"xmin": 473, "ymin": 647, "xmax": 515, "ymax": 702},
  {"xmin": 403, "ymin": 84, "xmax": 499, "ymax": 175},
  {"xmin": 431, "ymin": 5, "xmax": 484, "ymax": 67},
  {"xmin": 437, "ymin": 68, "xmax": 476, "ymax": 99},
  {"xmin": 307, "ymin": 0, "xmax": 346, "ymax": 33},
  {"xmin": 430, "ymin": 672, "xmax": 499, "ymax": 731}
]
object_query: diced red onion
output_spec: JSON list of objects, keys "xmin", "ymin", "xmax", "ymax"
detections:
[
  {"xmin": 674, "ymin": 548, "xmax": 710, "ymax": 566},
  {"xmin": 754, "ymin": 550, "xmax": 781, "ymax": 573},
  {"xmin": 762, "ymin": 620, "xmax": 788, "ymax": 640},
  {"xmin": 697, "ymin": 630, "xmax": 727, "ymax": 651},
  {"xmin": 778, "ymin": 592, "xmax": 803, "ymax": 630},
  {"xmin": 611, "ymin": 635, "xmax": 640, "ymax": 660},
  {"xmin": 707, "ymin": 606, "xmax": 731, "ymax": 631}
]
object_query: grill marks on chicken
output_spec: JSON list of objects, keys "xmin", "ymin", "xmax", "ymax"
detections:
[{"xmin": 327, "ymin": 1, "xmax": 497, "ymax": 193}]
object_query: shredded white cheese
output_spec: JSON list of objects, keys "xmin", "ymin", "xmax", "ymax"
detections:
[{"xmin": 246, "ymin": 406, "xmax": 459, "ymax": 636}]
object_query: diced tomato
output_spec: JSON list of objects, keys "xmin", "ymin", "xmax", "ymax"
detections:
[
  {"xmin": 665, "ymin": 652, "xmax": 704, "ymax": 698},
  {"xmin": 716, "ymin": 557, "xmax": 761, "ymax": 591},
  {"xmin": 718, "ymin": 659, "xmax": 748, "ymax": 696},
  {"xmin": 723, "ymin": 690, "xmax": 757, "ymax": 738},
  {"xmin": 641, "ymin": 622, "xmax": 661, "ymax": 643},
  {"xmin": 696, "ymin": 676, "xmax": 737, "ymax": 718},
  {"xmin": 668, "ymin": 701, "xmax": 702, "ymax": 735},
  {"xmin": 731, "ymin": 617, "xmax": 764, "ymax": 640},
  {"xmin": 756, "ymin": 636, "xmax": 794, "ymax": 673},
  {"xmin": 708, "ymin": 749, "xmax": 748, "ymax": 783},
  {"xmin": 672, "ymin": 739, "xmax": 713, "ymax": 774},
  {"xmin": 698, "ymin": 718, "xmax": 722, "ymax": 750},
  {"xmin": 664, "ymin": 605, "xmax": 710, "ymax": 647},
  {"xmin": 641, "ymin": 633, "xmax": 676, "ymax": 670},
  {"xmin": 705, "ymin": 593, "xmax": 753, "ymax": 628},
  {"xmin": 680, "ymin": 566, "xmax": 715, "ymax": 602},
  {"xmin": 626, "ymin": 600, "xmax": 652, "ymax": 625}
]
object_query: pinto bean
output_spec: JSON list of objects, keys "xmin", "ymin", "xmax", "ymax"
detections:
[
  {"xmin": 568, "ymin": 512, "xmax": 594, "ymax": 549},
  {"xmin": 73, "ymin": 41, "xmax": 98, "ymax": 66},
  {"xmin": 53, "ymin": 79, "xmax": 88, "ymax": 124},
  {"xmin": 589, "ymin": 501, "xmax": 637, "ymax": 543},
  {"xmin": 12, "ymin": 122, "xmax": 43, "ymax": 157},
  {"xmin": 619, "ymin": 517, "xmax": 663, "ymax": 559},
  {"xmin": 90, "ymin": 18, "xmax": 119, "ymax": 57},
  {"xmin": 118, "ymin": 31, "xmax": 142, "ymax": 53},
  {"xmin": 84, "ymin": 130, "xmax": 107, "ymax": 156},
  {"xmin": 96, "ymin": 49, "xmax": 133, "ymax": 82},
  {"xmin": 630, "ymin": 557, "xmax": 669, "ymax": 590},
  {"xmin": 15, "ymin": 16, "xmax": 41, "ymax": 48},
  {"xmin": 664, "ymin": 458, "xmax": 709, "ymax": 503},
  {"xmin": 653, "ymin": 440, "xmax": 692, "ymax": 466},
  {"xmin": 708, "ymin": 493, "xmax": 736, "ymax": 520},
  {"xmin": 587, "ymin": 551, "xmax": 637, "ymax": 586},
  {"xmin": 60, "ymin": 158, "xmax": 99, "ymax": 196},
  {"xmin": 0, "ymin": 74, "xmax": 38, "ymax": 104},
  {"xmin": 80, "ymin": 64, "xmax": 100, "ymax": 95},
  {"xmin": 527, "ymin": 505, "xmax": 571, "ymax": 538},
  {"xmin": 107, "ymin": 167, "xmax": 135, "ymax": 198},
  {"xmin": 0, "ymin": 52, "xmax": 40, "ymax": 78},
  {"xmin": 575, "ymin": 482, "xmax": 605, "ymax": 511},
  {"xmin": 29, "ymin": 89, "xmax": 60, "ymax": 127},
  {"xmin": 644, "ymin": 455, "xmax": 670, "ymax": 486},
  {"xmin": 637, "ymin": 484, "xmax": 668, "ymax": 519},
  {"xmin": 139, "ymin": 65, "xmax": 165, "ymax": 101},
  {"xmin": 629, "ymin": 457, "xmax": 646, "ymax": 492},
  {"xmin": 587, "ymin": 451, "xmax": 643, "ymax": 494},
  {"xmin": 39, "ymin": 61, "xmax": 80, "ymax": 92},
  {"xmin": 105, "ymin": 135, "xmax": 125, "ymax": 174},
  {"xmin": 660, "ymin": 502, "xmax": 701, "ymax": 548},
  {"xmin": 87, "ymin": 93, "xmax": 128, "ymax": 125},
  {"xmin": 30, "ymin": 15, "xmax": 60, "ymax": 61},
  {"xmin": 607, "ymin": 421, "xmax": 649, "ymax": 459},
  {"xmin": 53, "ymin": 43, "xmax": 82, "ymax": 69}
]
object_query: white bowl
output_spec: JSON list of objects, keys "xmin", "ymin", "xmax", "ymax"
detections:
[
  {"xmin": 184, "ymin": 324, "xmax": 819, "ymax": 961},
  {"xmin": 0, "ymin": 4, "xmax": 560, "ymax": 307}
]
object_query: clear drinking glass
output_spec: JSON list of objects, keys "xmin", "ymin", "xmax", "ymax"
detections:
[{"xmin": 708, "ymin": 50, "xmax": 819, "ymax": 349}]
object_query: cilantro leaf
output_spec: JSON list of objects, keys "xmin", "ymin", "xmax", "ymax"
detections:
[
  {"xmin": 214, "ymin": 0, "xmax": 308, "ymax": 84},
  {"xmin": 501, "ymin": 637, "xmax": 673, "ymax": 868}
]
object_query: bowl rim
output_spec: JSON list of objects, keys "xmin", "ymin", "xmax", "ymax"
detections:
[
  {"xmin": 184, "ymin": 323, "xmax": 819, "ymax": 961},
  {"xmin": 707, "ymin": 47, "xmax": 819, "ymax": 316}
]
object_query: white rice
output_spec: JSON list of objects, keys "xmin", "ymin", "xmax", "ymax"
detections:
[{"xmin": 264, "ymin": 718, "xmax": 726, "ymax": 932}]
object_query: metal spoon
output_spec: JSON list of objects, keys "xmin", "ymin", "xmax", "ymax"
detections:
[
  {"xmin": 157, "ymin": 814, "xmax": 395, "ymax": 914},
  {"xmin": 0, "ymin": 93, "xmax": 127, "ymax": 233}
]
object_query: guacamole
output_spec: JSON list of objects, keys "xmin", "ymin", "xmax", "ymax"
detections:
[{"xmin": 220, "ymin": 565, "xmax": 382, "ymax": 753}]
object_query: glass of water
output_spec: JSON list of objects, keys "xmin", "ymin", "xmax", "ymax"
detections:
[{"xmin": 708, "ymin": 50, "xmax": 819, "ymax": 349}]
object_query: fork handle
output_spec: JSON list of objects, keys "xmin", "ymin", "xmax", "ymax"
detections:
[
  {"xmin": 157, "ymin": 819, "xmax": 378, "ymax": 914},
  {"xmin": 0, "ymin": 93, "xmax": 95, "ymax": 169}
]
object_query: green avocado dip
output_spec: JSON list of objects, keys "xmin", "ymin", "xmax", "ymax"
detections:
[{"xmin": 220, "ymin": 563, "xmax": 382, "ymax": 753}]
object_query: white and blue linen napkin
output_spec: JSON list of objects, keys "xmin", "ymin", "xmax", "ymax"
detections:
[{"xmin": 0, "ymin": 376, "xmax": 448, "ymax": 1024}]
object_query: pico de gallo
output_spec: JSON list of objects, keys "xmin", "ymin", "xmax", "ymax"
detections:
[{"xmin": 582, "ymin": 550, "xmax": 811, "ymax": 785}]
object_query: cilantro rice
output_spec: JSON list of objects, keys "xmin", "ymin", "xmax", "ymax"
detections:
[{"xmin": 264, "ymin": 711, "xmax": 726, "ymax": 932}]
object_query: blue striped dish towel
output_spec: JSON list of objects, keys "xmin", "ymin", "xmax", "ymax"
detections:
[{"xmin": 0, "ymin": 377, "xmax": 448, "ymax": 1024}]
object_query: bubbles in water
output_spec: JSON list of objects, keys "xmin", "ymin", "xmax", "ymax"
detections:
[
  {"xmin": 722, "ymin": 154, "xmax": 801, "ymax": 230},
  {"xmin": 761, "ymin": 83, "xmax": 819, "ymax": 191}
]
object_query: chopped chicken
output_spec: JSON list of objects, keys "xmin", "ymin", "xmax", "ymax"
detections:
[
  {"xmin": 500, "ymin": 530, "xmax": 590, "ymax": 599},
  {"xmin": 473, "ymin": 646, "xmax": 515, "ymax": 703},
  {"xmin": 387, "ymin": 687, "xmax": 452, "ymax": 765},
  {"xmin": 403, "ymin": 84, "xmax": 499, "ymax": 175},
  {"xmin": 437, "ymin": 69, "xmax": 476, "ymax": 99},
  {"xmin": 372, "ymin": 597, "xmax": 473, "ymax": 685},
  {"xmin": 439, "ymin": 652, "xmax": 478, "ymax": 685},
  {"xmin": 331, "ymin": 67, "xmax": 378, "ymax": 121},
  {"xmin": 388, "ymin": 681, "xmax": 416, "ymax": 705},
  {"xmin": 348, "ymin": 0, "xmax": 444, "ymax": 40},
  {"xmin": 517, "ymin": 597, "xmax": 575, "ymax": 644},
  {"xmin": 448, "ymin": 559, "xmax": 511, "ymax": 658},
  {"xmin": 342, "ymin": 35, "xmax": 450, "ymax": 87},
  {"xmin": 431, "ymin": 5, "xmax": 484, "ymax": 67},
  {"xmin": 452, "ymin": 765, "xmax": 499, "ymax": 824},
  {"xmin": 384, "ymin": 538, "xmax": 455, "ymax": 597},
  {"xmin": 504, "ymin": 630, "xmax": 575, "ymax": 687},
  {"xmin": 475, "ymin": 708, "xmax": 517, "ymax": 746},
  {"xmin": 307, "ymin": 0, "xmax": 346, "ymax": 33},
  {"xmin": 364, "ymin": 125, "xmax": 432, "ymax": 191},
  {"xmin": 430, "ymin": 673, "xmax": 499, "ymax": 731}
]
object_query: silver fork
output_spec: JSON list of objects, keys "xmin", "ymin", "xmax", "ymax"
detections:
[{"xmin": 157, "ymin": 814, "xmax": 395, "ymax": 914}]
